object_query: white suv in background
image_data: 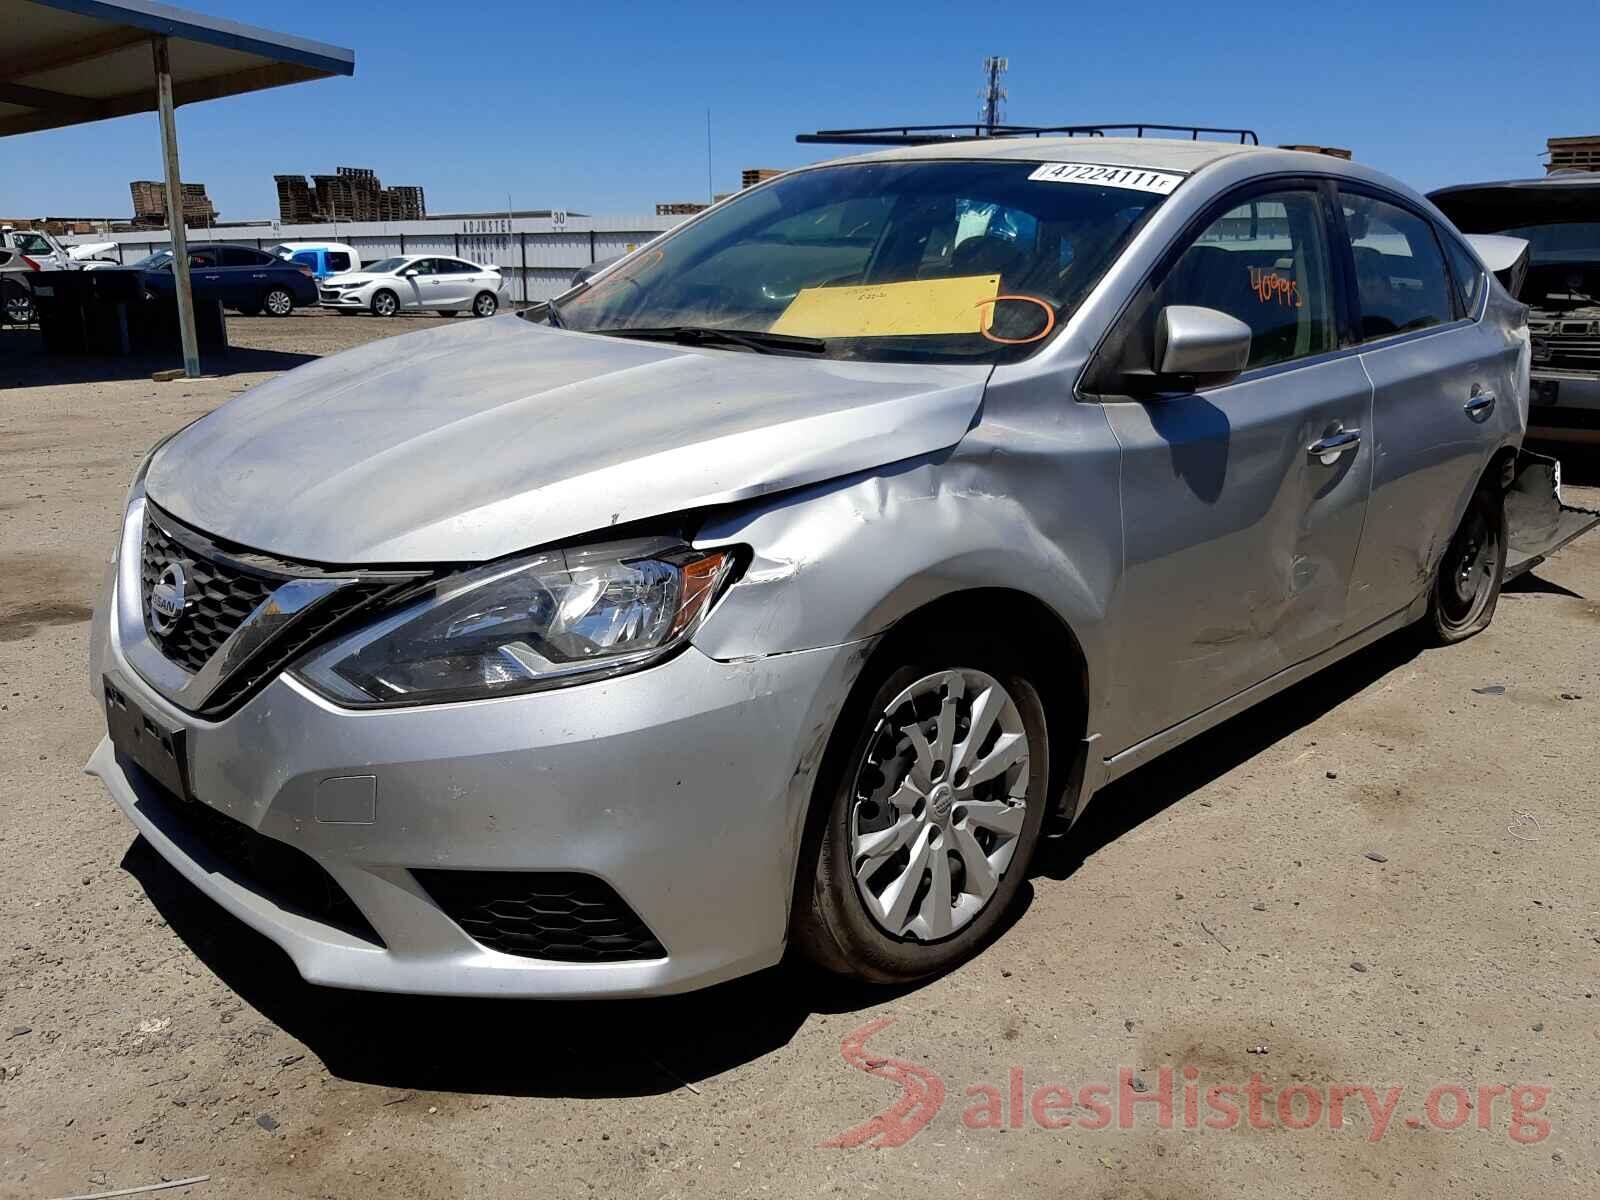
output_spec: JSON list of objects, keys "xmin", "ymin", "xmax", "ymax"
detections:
[{"xmin": 317, "ymin": 254, "xmax": 511, "ymax": 317}]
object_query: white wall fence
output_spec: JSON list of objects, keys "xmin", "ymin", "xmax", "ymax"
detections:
[{"xmin": 58, "ymin": 214, "xmax": 688, "ymax": 304}]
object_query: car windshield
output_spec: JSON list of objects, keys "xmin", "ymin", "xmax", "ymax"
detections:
[
  {"xmin": 128, "ymin": 250, "xmax": 173, "ymax": 270},
  {"xmin": 543, "ymin": 160, "xmax": 1170, "ymax": 362},
  {"xmin": 365, "ymin": 257, "xmax": 406, "ymax": 274}
]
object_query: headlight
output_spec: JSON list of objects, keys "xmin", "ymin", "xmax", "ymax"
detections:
[{"xmin": 294, "ymin": 537, "xmax": 737, "ymax": 706}]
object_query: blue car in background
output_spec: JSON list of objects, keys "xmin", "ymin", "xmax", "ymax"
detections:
[
  {"xmin": 268, "ymin": 241, "xmax": 361, "ymax": 280},
  {"xmin": 131, "ymin": 244, "xmax": 318, "ymax": 316}
]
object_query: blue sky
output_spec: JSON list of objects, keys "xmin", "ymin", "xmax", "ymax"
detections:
[{"xmin": 5, "ymin": 0, "xmax": 1597, "ymax": 221}]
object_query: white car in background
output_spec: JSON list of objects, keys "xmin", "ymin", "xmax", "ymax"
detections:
[{"xmin": 318, "ymin": 255, "xmax": 511, "ymax": 317}]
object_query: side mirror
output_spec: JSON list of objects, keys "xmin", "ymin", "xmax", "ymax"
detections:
[
  {"xmin": 1154, "ymin": 305, "xmax": 1252, "ymax": 387},
  {"xmin": 402, "ymin": 268, "xmax": 419, "ymax": 277}
]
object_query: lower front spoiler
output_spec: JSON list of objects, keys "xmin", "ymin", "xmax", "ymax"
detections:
[{"xmin": 89, "ymin": 735, "xmax": 785, "ymax": 999}]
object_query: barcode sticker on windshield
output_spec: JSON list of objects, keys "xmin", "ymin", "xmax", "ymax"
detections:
[{"xmin": 1028, "ymin": 162, "xmax": 1185, "ymax": 194}]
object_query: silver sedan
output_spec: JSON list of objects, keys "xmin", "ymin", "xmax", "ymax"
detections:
[
  {"xmin": 317, "ymin": 254, "xmax": 511, "ymax": 317},
  {"xmin": 91, "ymin": 137, "xmax": 1536, "ymax": 996}
]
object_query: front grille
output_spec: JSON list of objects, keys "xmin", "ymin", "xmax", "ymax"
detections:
[
  {"xmin": 142, "ymin": 515, "xmax": 277, "ymax": 673},
  {"xmin": 1543, "ymin": 334, "xmax": 1600, "ymax": 371},
  {"xmin": 128, "ymin": 755, "xmax": 384, "ymax": 946},
  {"xmin": 412, "ymin": 870, "xmax": 666, "ymax": 962},
  {"xmin": 136, "ymin": 504, "xmax": 430, "ymax": 717},
  {"xmin": 319, "ymin": 288, "xmax": 340, "ymax": 301}
]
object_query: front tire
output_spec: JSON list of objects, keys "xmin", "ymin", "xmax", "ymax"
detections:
[
  {"xmin": 791, "ymin": 633, "xmax": 1050, "ymax": 984},
  {"xmin": 262, "ymin": 287, "xmax": 294, "ymax": 317},
  {"xmin": 370, "ymin": 289, "xmax": 399, "ymax": 318},
  {"xmin": 1422, "ymin": 479, "xmax": 1507, "ymax": 644},
  {"xmin": 471, "ymin": 291, "xmax": 499, "ymax": 318},
  {"xmin": 6, "ymin": 288, "xmax": 36, "ymax": 324}
]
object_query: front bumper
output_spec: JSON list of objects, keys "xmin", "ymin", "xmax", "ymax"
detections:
[{"xmin": 89, "ymin": 559, "xmax": 869, "ymax": 997}]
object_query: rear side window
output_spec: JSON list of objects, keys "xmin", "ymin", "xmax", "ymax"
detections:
[
  {"xmin": 219, "ymin": 247, "xmax": 267, "ymax": 267},
  {"xmin": 326, "ymin": 252, "xmax": 352, "ymax": 271},
  {"xmin": 1440, "ymin": 234, "xmax": 1485, "ymax": 317},
  {"xmin": 1338, "ymin": 192, "xmax": 1456, "ymax": 341},
  {"xmin": 1151, "ymin": 188, "xmax": 1337, "ymax": 372}
]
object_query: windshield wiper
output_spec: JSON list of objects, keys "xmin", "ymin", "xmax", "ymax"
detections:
[{"xmin": 598, "ymin": 325, "xmax": 826, "ymax": 355}]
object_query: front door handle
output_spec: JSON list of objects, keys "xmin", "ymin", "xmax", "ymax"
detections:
[
  {"xmin": 1464, "ymin": 388, "xmax": 1496, "ymax": 419},
  {"xmin": 1308, "ymin": 427, "xmax": 1362, "ymax": 464}
]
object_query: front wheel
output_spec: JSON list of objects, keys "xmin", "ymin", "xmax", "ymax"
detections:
[
  {"xmin": 1422, "ymin": 479, "xmax": 1507, "ymax": 644},
  {"xmin": 471, "ymin": 291, "xmax": 499, "ymax": 318},
  {"xmin": 5, "ymin": 284, "xmax": 36, "ymax": 324},
  {"xmin": 791, "ymin": 634, "xmax": 1050, "ymax": 984},
  {"xmin": 370, "ymin": 289, "xmax": 399, "ymax": 318},
  {"xmin": 262, "ymin": 287, "xmax": 294, "ymax": 317}
]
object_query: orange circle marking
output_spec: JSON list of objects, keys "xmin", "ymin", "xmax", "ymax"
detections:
[{"xmin": 974, "ymin": 295, "xmax": 1056, "ymax": 345}]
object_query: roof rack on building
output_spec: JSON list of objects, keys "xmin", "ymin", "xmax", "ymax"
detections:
[{"xmin": 795, "ymin": 123, "xmax": 1259, "ymax": 147}]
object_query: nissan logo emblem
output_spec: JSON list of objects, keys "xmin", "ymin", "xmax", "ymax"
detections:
[{"xmin": 148, "ymin": 561, "xmax": 187, "ymax": 634}]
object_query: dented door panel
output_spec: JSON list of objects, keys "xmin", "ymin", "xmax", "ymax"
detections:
[
  {"xmin": 1101, "ymin": 354, "xmax": 1374, "ymax": 747},
  {"xmin": 1346, "ymin": 316, "xmax": 1523, "ymax": 628}
]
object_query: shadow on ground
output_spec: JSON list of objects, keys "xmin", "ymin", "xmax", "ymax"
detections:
[
  {"xmin": 121, "ymin": 622, "xmax": 1460, "ymax": 1099},
  {"xmin": 1034, "ymin": 628, "xmax": 1425, "ymax": 880},
  {"xmin": 0, "ymin": 326, "xmax": 314, "ymax": 388}
]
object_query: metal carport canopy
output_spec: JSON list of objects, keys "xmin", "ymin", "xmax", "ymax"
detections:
[{"xmin": 0, "ymin": 0, "xmax": 354, "ymax": 374}]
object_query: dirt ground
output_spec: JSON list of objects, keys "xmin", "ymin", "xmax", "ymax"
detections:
[{"xmin": 2, "ymin": 310, "xmax": 1598, "ymax": 1199}]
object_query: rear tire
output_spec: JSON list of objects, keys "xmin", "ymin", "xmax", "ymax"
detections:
[
  {"xmin": 472, "ymin": 291, "xmax": 498, "ymax": 318},
  {"xmin": 370, "ymin": 289, "xmax": 399, "ymax": 318},
  {"xmin": 262, "ymin": 287, "xmax": 294, "ymax": 317},
  {"xmin": 1421, "ymin": 479, "xmax": 1507, "ymax": 644},
  {"xmin": 791, "ymin": 631, "xmax": 1050, "ymax": 984}
]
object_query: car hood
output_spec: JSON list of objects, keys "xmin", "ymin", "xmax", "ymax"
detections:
[
  {"xmin": 145, "ymin": 316, "xmax": 990, "ymax": 563},
  {"xmin": 322, "ymin": 272, "xmax": 387, "ymax": 286},
  {"xmin": 1429, "ymin": 176, "xmax": 1600, "ymax": 234}
]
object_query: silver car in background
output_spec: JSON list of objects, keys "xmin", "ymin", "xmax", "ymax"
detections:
[
  {"xmin": 317, "ymin": 253, "xmax": 510, "ymax": 317},
  {"xmin": 90, "ymin": 138, "xmax": 1530, "ymax": 997}
]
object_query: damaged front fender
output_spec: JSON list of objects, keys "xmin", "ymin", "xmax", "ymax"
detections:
[{"xmin": 690, "ymin": 415, "xmax": 1122, "ymax": 724}]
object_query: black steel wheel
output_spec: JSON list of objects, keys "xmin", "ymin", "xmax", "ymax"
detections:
[{"xmin": 1423, "ymin": 481, "xmax": 1506, "ymax": 644}]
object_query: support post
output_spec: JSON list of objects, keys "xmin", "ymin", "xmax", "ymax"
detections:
[{"xmin": 152, "ymin": 36, "xmax": 199, "ymax": 378}]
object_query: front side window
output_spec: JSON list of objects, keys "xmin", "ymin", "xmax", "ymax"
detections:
[
  {"xmin": 546, "ymin": 160, "xmax": 1171, "ymax": 363},
  {"xmin": 1339, "ymin": 192, "xmax": 1455, "ymax": 342},
  {"xmin": 1153, "ymin": 189, "xmax": 1336, "ymax": 371},
  {"xmin": 15, "ymin": 232, "xmax": 51, "ymax": 254}
]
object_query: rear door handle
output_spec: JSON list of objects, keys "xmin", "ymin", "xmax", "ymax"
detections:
[
  {"xmin": 1308, "ymin": 428, "xmax": 1362, "ymax": 463},
  {"xmin": 1464, "ymin": 388, "xmax": 1496, "ymax": 419}
]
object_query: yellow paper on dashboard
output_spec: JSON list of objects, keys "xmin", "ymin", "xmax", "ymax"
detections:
[{"xmin": 770, "ymin": 274, "xmax": 1000, "ymax": 338}]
